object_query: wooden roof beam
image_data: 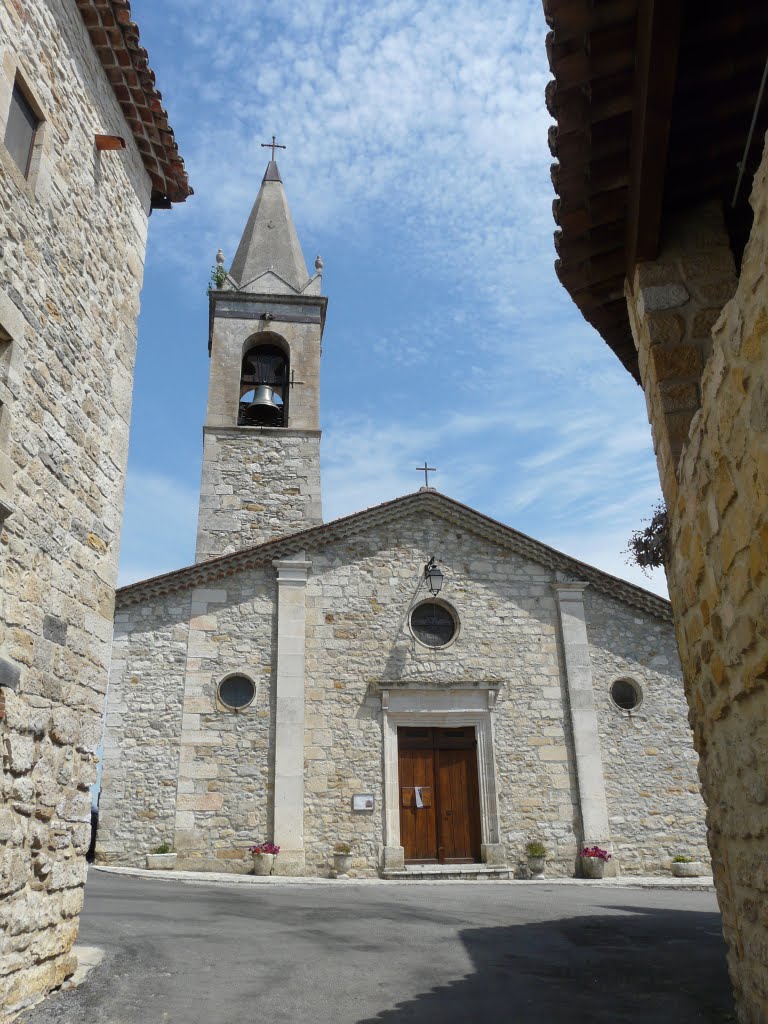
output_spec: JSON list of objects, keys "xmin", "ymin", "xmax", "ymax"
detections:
[{"xmin": 625, "ymin": 0, "xmax": 684, "ymax": 269}]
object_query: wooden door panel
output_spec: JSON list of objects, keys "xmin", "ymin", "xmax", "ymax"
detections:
[
  {"xmin": 436, "ymin": 746, "xmax": 482, "ymax": 863},
  {"xmin": 398, "ymin": 742, "xmax": 438, "ymax": 862},
  {"xmin": 398, "ymin": 726, "xmax": 481, "ymax": 865}
]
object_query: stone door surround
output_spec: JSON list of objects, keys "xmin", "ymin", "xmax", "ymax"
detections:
[{"xmin": 379, "ymin": 686, "xmax": 505, "ymax": 871}]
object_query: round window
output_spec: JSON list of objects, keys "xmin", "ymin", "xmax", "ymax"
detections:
[
  {"xmin": 610, "ymin": 679, "xmax": 642, "ymax": 711},
  {"xmin": 218, "ymin": 675, "xmax": 256, "ymax": 710},
  {"xmin": 410, "ymin": 602, "xmax": 457, "ymax": 648}
]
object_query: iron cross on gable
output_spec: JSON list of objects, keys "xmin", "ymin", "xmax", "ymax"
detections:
[
  {"xmin": 416, "ymin": 462, "xmax": 436, "ymax": 487},
  {"xmin": 261, "ymin": 135, "xmax": 286, "ymax": 161}
]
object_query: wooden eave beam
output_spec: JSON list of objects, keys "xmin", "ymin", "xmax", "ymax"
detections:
[{"xmin": 625, "ymin": 0, "xmax": 684, "ymax": 270}]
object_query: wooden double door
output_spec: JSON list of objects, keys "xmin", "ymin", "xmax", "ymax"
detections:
[{"xmin": 398, "ymin": 726, "xmax": 482, "ymax": 864}]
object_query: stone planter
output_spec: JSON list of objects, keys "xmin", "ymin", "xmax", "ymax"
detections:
[
  {"xmin": 671, "ymin": 860, "xmax": 705, "ymax": 877},
  {"xmin": 581, "ymin": 856, "xmax": 606, "ymax": 879},
  {"xmin": 333, "ymin": 853, "xmax": 353, "ymax": 877},
  {"xmin": 146, "ymin": 853, "xmax": 177, "ymax": 870},
  {"xmin": 252, "ymin": 853, "xmax": 275, "ymax": 876},
  {"xmin": 527, "ymin": 856, "xmax": 546, "ymax": 880}
]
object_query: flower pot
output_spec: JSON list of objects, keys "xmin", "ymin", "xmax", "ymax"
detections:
[
  {"xmin": 333, "ymin": 853, "xmax": 353, "ymax": 877},
  {"xmin": 671, "ymin": 861, "xmax": 704, "ymax": 877},
  {"xmin": 146, "ymin": 853, "xmax": 177, "ymax": 870},
  {"xmin": 252, "ymin": 853, "xmax": 275, "ymax": 876},
  {"xmin": 581, "ymin": 856, "xmax": 605, "ymax": 879},
  {"xmin": 527, "ymin": 856, "xmax": 545, "ymax": 880}
]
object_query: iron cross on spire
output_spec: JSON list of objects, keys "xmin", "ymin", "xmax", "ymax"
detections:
[
  {"xmin": 261, "ymin": 135, "xmax": 286, "ymax": 161},
  {"xmin": 416, "ymin": 462, "xmax": 436, "ymax": 487}
]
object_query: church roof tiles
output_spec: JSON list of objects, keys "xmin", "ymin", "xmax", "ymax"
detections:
[
  {"xmin": 116, "ymin": 489, "xmax": 672, "ymax": 621},
  {"xmin": 76, "ymin": 0, "xmax": 192, "ymax": 206}
]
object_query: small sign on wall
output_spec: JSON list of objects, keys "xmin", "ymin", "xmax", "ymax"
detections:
[{"xmin": 352, "ymin": 794, "xmax": 375, "ymax": 812}]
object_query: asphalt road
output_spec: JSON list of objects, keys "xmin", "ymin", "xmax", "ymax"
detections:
[{"xmin": 20, "ymin": 870, "xmax": 733, "ymax": 1024}]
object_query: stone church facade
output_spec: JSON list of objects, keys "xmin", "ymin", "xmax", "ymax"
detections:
[{"xmin": 97, "ymin": 159, "xmax": 707, "ymax": 878}]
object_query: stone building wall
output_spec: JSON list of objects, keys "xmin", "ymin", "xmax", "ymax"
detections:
[
  {"xmin": 0, "ymin": 1, "xmax": 152, "ymax": 1013},
  {"xmin": 100, "ymin": 511, "xmax": 701, "ymax": 881},
  {"xmin": 625, "ymin": 133, "xmax": 768, "ymax": 1022},
  {"xmin": 195, "ymin": 428, "xmax": 322, "ymax": 560},
  {"xmin": 584, "ymin": 589, "xmax": 708, "ymax": 873},
  {"xmin": 301, "ymin": 520, "xmax": 581, "ymax": 876},
  {"xmin": 98, "ymin": 574, "xmax": 277, "ymax": 870},
  {"xmin": 172, "ymin": 576, "xmax": 275, "ymax": 870},
  {"xmin": 96, "ymin": 593, "xmax": 191, "ymax": 863}
]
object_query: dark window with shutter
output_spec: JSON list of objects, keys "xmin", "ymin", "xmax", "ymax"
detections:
[{"xmin": 4, "ymin": 83, "xmax": 39, "ymax": 177}]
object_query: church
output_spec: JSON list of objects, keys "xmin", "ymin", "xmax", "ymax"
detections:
[{"xmin": 95, "ymin": 156, "xmax": 708, "ymax": 879}]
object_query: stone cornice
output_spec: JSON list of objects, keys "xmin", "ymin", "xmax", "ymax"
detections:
[{"xmin": 116, "ymin": 490, "xmax": 672, "ymax": 621}]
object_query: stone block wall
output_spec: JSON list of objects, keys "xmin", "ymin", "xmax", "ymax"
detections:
[
  {"xmin": 304, "ymin": 519, "xmax": 582, "ymax": 877},
  {"xmin": 0, "ymin": 0, "xmax": 150, "ymax": 1013},
  {"xmin": 96, "ymin": 594, "xmax": 191, "ymax": 863},
  {"xmin": 172, "ymin": 578, "xmax": 275, "ymax": 870},
  {"xmin": 195, "ymin": 428, "xmax": 322, "ymax": 560},
  {"xmin": 625, "ymin": 133, "xmax": 768, "ymax": 1022},
  {"xmin": 585, "ymin": 589, "xmax": 708, "ymax": 873},
  {"xmin": 99, "ymin": 512, "xmax": 703, "ymax": 882}
]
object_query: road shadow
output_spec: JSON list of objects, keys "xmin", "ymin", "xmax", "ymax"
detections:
[{"xmin": 356, "ymin": 903, "xmax": 733, "ymax": 1023}]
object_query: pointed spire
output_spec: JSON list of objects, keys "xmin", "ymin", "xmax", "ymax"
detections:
[{"xmin": 228, "ymin": 160, "xmax": 308, "ymax": 292}]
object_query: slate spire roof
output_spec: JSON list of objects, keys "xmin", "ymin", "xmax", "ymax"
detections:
[{"xmin": 228, "ymin": 159, "xmax": 309, "ymax": 292}]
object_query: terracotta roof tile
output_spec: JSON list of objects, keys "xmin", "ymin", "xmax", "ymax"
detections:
[{"xmin": 76, "ymin": 0, "xmax": 192, "ymax": 204}]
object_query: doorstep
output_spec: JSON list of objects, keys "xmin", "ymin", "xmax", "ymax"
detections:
[{"xmin": 380, "ymin": 864, "xmax": 512, "ymax": 881}]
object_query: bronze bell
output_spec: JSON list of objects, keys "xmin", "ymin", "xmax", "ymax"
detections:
[{"xmin": 246, "ymin": 385, "xmax": 281, "ymax": 425}]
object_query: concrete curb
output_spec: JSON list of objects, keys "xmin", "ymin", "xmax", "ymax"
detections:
[{"xmin": 92, "ymin": 865, "xmax": 716, "ymax": 892}]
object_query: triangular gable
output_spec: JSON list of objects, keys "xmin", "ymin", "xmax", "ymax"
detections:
[
  {"xmin": 117, "ymin": 490, "xmax": 671, "ymax": 621},
  {"xmin": 238, "ymin": 269, "xmax": 302, "ymax": 295}
]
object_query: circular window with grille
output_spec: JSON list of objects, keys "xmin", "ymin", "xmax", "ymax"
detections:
[
  {"xmin": 410, "ymin": 601, "xmax": 458, "ymax": 649},
  {"xmin": 610, "ymin": 678, "xmax": 642, "ymax": 711},
  {"xmin": 217, "ymin": 674, "xmax": 256, "ymax": 711}
]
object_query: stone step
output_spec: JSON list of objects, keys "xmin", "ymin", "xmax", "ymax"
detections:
[{"xmin": 381, "ymin": 865, "xmax": 512, "ymax": 881}]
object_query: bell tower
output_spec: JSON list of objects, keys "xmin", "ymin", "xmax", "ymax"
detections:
[{"xmin": 195, "ymin": 154, "xmax": 326, "ymax": 562}]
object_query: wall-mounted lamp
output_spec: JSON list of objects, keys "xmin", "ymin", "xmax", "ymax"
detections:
[
  {"xmin": 95, "ymin": 134, "xmax": 126, "ymax": 151},
  {"xmin": 424, "ymin": 556, "xmax": 444, "ymax": 595}
]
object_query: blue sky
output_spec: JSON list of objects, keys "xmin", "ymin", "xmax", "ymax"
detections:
[{"xmin": 121, "ymin": 0, "xmax": 667, "ymax": 597}]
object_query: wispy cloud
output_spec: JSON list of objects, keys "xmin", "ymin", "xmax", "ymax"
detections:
[{"xmin": 120, "ymin": 2, "xmax": 669, "ymax": 604}]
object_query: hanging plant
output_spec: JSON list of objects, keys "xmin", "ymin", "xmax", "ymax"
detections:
[{"xmin": 625, "ymin": 502, "xmax": 669, "ymax": 571}]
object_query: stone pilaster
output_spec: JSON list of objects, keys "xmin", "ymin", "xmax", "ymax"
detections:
[
  {"xmin": 553, "ymin": 583, "xmax": 614, "ymax": 874},
  {"xmin": 272, "ymin": 554, "xmax": 311, "ymax": 875}
]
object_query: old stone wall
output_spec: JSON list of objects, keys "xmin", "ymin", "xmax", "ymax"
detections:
[
  {"xmin": 96, "ymin": 593, "xmax": 191, "ymax": 863},
  {"xmin": 303, "ymin": 516, "xmax": 581, "ymax": 877},
  {"xmin": 101, "ymin": 510, "xmax": 699, "ymax": 882},
  {"xmin": 584, "ymin": 589, "xmax": 708, "ymax": 873},
  {"xmin": 172, "ymin": 577, "xmax": 275, "ymax": 870},
  {"xmin": 0, "ymin": 0, "xmax": 150, "ymax": 1014},
  {"xmin": 195, "ymin": 428, "xmax": 322, "ymax": 560},
  {"xmin": 97, "ymin": 577, "xmax": 276, "ymax": 871},
  {"xmin": 625, "ymin": 133, "xmax": 768, "ymax": 1022}
]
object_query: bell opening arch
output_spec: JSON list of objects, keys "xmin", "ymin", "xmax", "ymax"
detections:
[{"xmin": 238, "ymin": 332, "xmax": 290, "ymax": 427}]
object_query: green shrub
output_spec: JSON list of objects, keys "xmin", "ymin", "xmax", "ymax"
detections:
[
  {"xmin": 672, "ymin": 855, "xmax": 694, "ymax": 863},
  {"xmin": 525, "ymin": 840, "xmax": 546, "ymax": 858},
  {"xmin": 151, "ymin": 842, "xmax": 173, "ymax": 855},
  {"xmin": 334, "ymin": 842, "xmax": 352, "ymax": 855}
]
